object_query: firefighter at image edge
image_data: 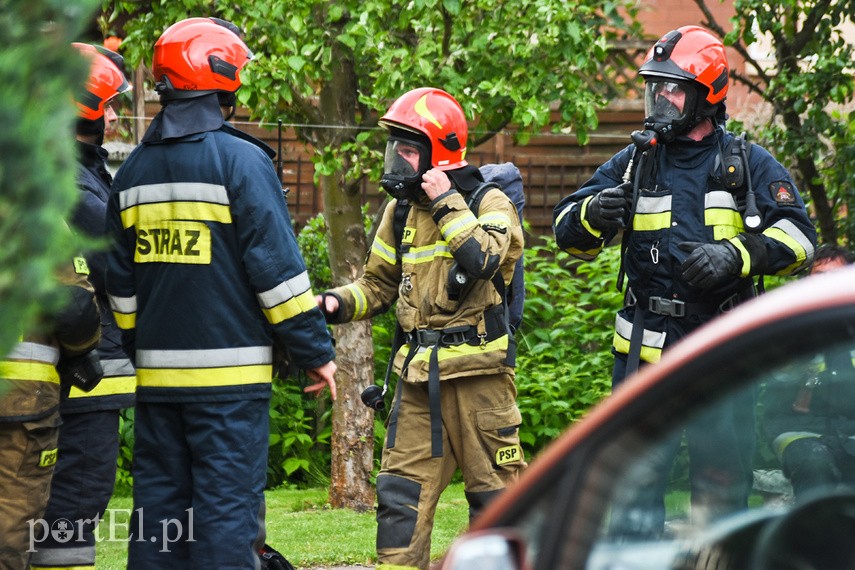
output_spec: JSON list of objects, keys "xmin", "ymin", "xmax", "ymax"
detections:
[{"xmin": 29, "ymin": 41, "xmax": 137, "ymax": 570}]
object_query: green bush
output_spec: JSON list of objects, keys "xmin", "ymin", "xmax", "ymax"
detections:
[{"xmin": 514, "ymin": 237, "xmax": 623, "ymax": 457}]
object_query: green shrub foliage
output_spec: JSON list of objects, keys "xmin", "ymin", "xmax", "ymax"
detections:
[
  {"xmin": 0, "ymin": 1, "xmax": 96, "ymax": 357},
  {"xmin": 514, "ymin": 238, "xmax": 623, "ymax": 457}
]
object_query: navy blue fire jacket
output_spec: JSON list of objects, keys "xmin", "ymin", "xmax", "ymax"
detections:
[
  {"xmin": 105, "ymin": 94, "xmax": 334, "ymax": 402},
  {"xmin": 553, "ymin": 127, "xmax": 816, "ymax": 364}
]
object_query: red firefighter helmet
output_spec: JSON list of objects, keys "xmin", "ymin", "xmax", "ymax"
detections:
[
  {"xmin": 639, "ymin": 25, "xmax": 729, "ymax": 106},
  {"xmin": 72, "ymin": 42, "xmax": 131, "ymax": 121},
  {"xmin": 152, "ymin": 17, "xmax": 252, "ymax": 99},
  {"xmin": 379, "ymin": 87, "xmax": 468, "ymax": 171}
]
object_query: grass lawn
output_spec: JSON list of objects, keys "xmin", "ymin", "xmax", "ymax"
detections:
[{"xmin": 95, "ymin": 483, "xmax": 470, "ymax": 568}]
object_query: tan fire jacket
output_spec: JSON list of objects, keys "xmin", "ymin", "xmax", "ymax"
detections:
[
  {"xmin": 0, "ymin": 256, "xmax": 100, "ymax": 421},
  {"xmin": 329, "ymin": 187, "xmax": 523, "ymax": 383}
]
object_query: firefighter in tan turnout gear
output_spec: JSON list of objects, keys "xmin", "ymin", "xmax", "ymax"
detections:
[
  {"xmin": 0, "ymin": 254, "xmax": 102, "ymax": 570},
  {"xmin": 318, "ymin": 87, "xmax": 525, "ymax": 570}
]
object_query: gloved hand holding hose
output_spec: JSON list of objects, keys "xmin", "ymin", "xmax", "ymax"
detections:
[{"xmin": 584, "ymin": 182, "xmax": 632, "ymax": 231}]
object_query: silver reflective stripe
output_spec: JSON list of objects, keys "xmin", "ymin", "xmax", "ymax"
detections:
[
  {"xmin": 119, "ymin": 182, "xmax": 230, "ymax": 209},
  {"xmin": 635, "ymin": 195, "xmax": 672, "ymax": 214},
  {"xmin": 28, "ymin": 544, "xmax": 95, "ymax": 565},
  {"xmin": 554, "ymin": 201, "xmax": 577, "ymax": 226},
  {"xmin": 136, "ymin": 346, "xmax": 272, "ymax": 368},
  {"xmin": 101, "ymin": 357, "xmax": 135, "ymax": 377},
  {"xmin": 5, "ymin": 342, "xmax": 60, "ymax": 365},
  {"xmin": 403, "ymin": 242, "xmax": 451, "ymax": 263},
  {"xmin": 615, "ymin": 314, "xmax": 666, "ymax": 348},
  {"xmin": 771, "ymin": 218, "xmax": 816, "ymax": 258},
  {"xmin": 257, "ymin": 271, "xmax": 311, "ymax": 309},
  {"xmin": 705, "ymin": 191, "xmax": 738, "ymax": 210},
  {"xmin": 108, "ymin": 294, "xmax": 137, "ymax": 313}
]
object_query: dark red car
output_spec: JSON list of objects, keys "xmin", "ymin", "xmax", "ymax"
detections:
[{"xmin": 441, "ymin": 266, "xmax": 855, "ymax": 570}]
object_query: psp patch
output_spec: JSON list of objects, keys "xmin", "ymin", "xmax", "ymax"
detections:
[
  {"xmin": 39, "ymin": 447, "xmax": 58, "ymax": 468},
  {"xmin": 401, "ymin": 226, "xmax": 416, "ymax": 246},
  {"xmin": 770, "ymin": 181, "xmax": 796, "ymax": 206},
  {"xmin": 495, "ymin": 444, "xmax": 523, "ymax": 465}
]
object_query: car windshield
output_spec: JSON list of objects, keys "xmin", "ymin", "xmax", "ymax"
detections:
[{"xmin": 583, "ymin": 337, "xmax": 855, "ymax": 569}]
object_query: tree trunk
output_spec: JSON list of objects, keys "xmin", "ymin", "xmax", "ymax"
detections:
[{"xmin": 319, "ymin": 36, "xmax": 376, "ymax": 511}]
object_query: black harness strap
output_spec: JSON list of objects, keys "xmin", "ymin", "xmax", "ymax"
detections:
[{"xmin": 428, "ymin": 338, "xmax": 443, "ymax": 458}]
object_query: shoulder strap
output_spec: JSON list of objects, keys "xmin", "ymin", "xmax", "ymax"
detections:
[
  {"xmin": 465, "ymin": 181, "xmax": 508, "ymax": 311},
  {"xmin": 392, "ymin": 199, "xmax": 412, "ymax": 260}
]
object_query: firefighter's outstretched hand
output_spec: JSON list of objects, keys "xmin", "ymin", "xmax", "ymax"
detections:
[
  {"xmin": 679, "ymin": 241, "xmax": 741, "ymax": 289},
  {"xmin": 305, "ymin": 360, "xmax": 337, "ymax": 400}
]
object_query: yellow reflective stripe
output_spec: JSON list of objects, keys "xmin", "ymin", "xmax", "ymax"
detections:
[
  {"xmin": 112, "ymin": 310, "xmax": 136, "ymax": 330},
  {"xmin": 632, "ymin": 195, "xmax": 672, "ymax": 231},
  {"xmin": 564, "ymin": 246, "xmax": 601, "ymax": 260},
  {"xmin": 0, "ymin": 361, "xmax": 60, "ymax": 383},
  {"xmin": 120, "ymin": 202, "xmax": 232, "ymax": 229},
  {"xmin": 344, "ymin": 283, "xmax": 369, "ymax": 320},
  {"xmin": 376, "ymin": 564, "xmax": 420, "ymax": 570},
  {"xmin": 613, "ymin": 314, "xmax": 665, "ymax": 364},
  {"xmin": 440, "ymin": 212, "xmax": 478, "ymax": 241},
  {"xmin": 579, "ymin": 196, "xmax": 603, "ymax": 238},
  {"xmin": 402, "ymin": 242, "xmax": 453, "ymax": 265},
  {"xmin": 405, "ymin": 336, "xmax": 509, "ymax": 365},
  {"xmin": 371, "ymin": 236, "xmax": 397, "ymax": 265},
  {"xmin": 109, "ymin": 295, "xmax": 137, "ymax": 330},
  {"xmin": 728, "ymin": 238, "xmax": 751, "ymax": 277},
  {"xmin": 612, "ymin": 332, "xmax": 663, "ymax": 364},
  {"xmin": 764, "ymin": 220, "xmax": 813, "ymax": 274},
  {"xmin": 136, "ymin": 365, "xmax": 272, "ymax": 388},
  {"xmin": 704, "ymin": 208, "xmax": 743, "ymax": 228},
  {"xmin": 772, "ymin": 431, "xmax": 820, "ymax": 459},
  {"xmin": 554, "ymin": 201, "xmax": 577, "ymax": 227},
  {"xmin": 31, "ymin": 566, "xmax": 94, "ymax": 570},
  {"xmin": 262, "ymin": 290, "xmax": 316, "ymax": 325},
  {"xmin": 68, "ymin": 375, "xmax": 136, "ymax": 398},
  {"xmin": 632, "ymin": 212, "xmax": 671, "ymax": 231}
]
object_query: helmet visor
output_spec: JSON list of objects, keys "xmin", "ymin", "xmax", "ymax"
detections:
[{"xmin": 644, "ymin": 80, "xmax": 696, "ymax": 125}]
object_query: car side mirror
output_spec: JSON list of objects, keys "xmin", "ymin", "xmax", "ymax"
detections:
[{"xmin": 439, "ymin": 530, "xmax": 527, "ymax": 570}]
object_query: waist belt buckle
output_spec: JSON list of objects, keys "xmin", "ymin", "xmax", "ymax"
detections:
[
  {"xmin": 441, "ymin": 331, "xmax": 467, "ymax": 346},
  {"xmin": 649, "ymin": 297, "xmax": 686, "ymax": 318},
  {"xmin": 413, "ymin": 329, "xmax": 441, "ymax": 346}
]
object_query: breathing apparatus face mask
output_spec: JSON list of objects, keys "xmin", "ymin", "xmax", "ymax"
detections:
[
  {"xmin": 380, "ymin": 138, "xmax": 432, "ymax": 201},
  {"xmin": 642, "ymin": 79, "xmax": 699, "ymax": 145}
]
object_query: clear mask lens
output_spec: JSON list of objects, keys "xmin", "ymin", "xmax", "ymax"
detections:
[
  {"xmin": 383, "ymin": 139, "xmax": 428, "ymax": 178},
  {"xmin": 644, "ymin": 81, "xmax": 692, "ymax": 124}
]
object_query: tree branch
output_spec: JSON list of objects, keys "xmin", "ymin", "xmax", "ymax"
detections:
[{"xmin": 693, "ymin": 0, "xmax": 773, "ymax": 93}]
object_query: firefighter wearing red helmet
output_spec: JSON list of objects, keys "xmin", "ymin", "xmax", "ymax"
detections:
[
  {"xmin": 554, "ymin": 26, "xmax": 816, "ymax": 538},
  {"xmin": 104, "ymin": 17, "xmax": 336, "ymax": 568},
  {"xmin": 318, "ymin": 87, "xmax": 525, "ymax": 570},
  {"xmin": 29, "ymin": 42, "xmax": 136, "ymax": 570}
]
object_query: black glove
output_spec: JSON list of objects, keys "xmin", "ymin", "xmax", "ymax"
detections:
[
  {"xmin": 258, "ymin": 544, "xmax": 296, "ymax": 570},
  {"xmin": 584, "ymin": 183, "xmax": 632, "ymax": 231},
  {"xmin": 679, "ymin": 240, "xmax": 741, "ymax": 289}
]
